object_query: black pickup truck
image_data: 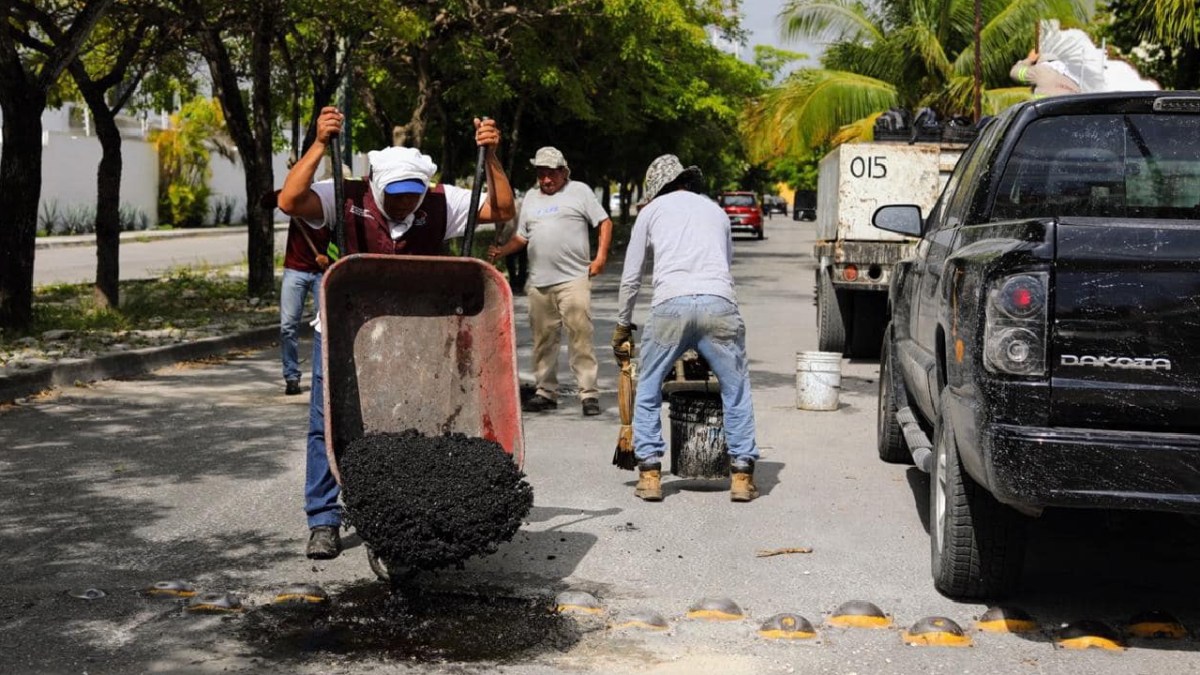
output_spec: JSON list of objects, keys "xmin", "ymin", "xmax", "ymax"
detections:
[{"xmin": 872, "ymin": 91, "xmax": 1200, "ymax": 599}]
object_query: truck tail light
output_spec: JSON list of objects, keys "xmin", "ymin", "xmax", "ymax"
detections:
[
  {"xmin": 842, "ymin": 265, "xmax": 859, "ymax": 281},
  {"xmin": 984, "ymin": 273, "xmax": 1048, "ymax": 376}
]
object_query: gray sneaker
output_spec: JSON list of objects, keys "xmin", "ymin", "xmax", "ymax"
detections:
[
  {"xmin": 582, "ymin": 398, "xmax": 601, "ymax": 416},
  {"xmin": 306, "ymin": 526, "xmax": 341, "ymax": 560}
]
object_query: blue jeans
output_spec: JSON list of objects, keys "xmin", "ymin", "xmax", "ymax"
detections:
[
  {"xmin": 280, "ymin": 268, "xmax": 322, "ymax": 382},
  {"xmin": 633, "ymin": 295, "xmax": 759, "ymax": 466},
  {"xmin": 305, "ymin": 337, "xmax": 341, "ymax": 528}
]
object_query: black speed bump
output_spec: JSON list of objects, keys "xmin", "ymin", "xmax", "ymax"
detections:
[
  {"xmin": 186, "ymin": 592, "xmax": 244, "ymax": 614},
  {"xmin": 902, "ymin": 616, "xmax": 973, "ymax": 647},
  {"xmin": 686, "ymin": 597, "xmax": 744, "ymax": 621},
  {"xmin": 976, "ymin": 606, "xmax": 1038, "ymax": 633},
  {"xmin": 1055, "ymin": 620, "xmax": 1124, "ymax": 651},
  {"xmin": 142, "ymin": 580, "xmax": 197, "ymax": 598},
  {"xmin": 610, "ymin": 610, "xmax": 670, "ymax": 632},
  {"xmin": 272, "ymin": 584, "xmax": 329, "ymax": 606},
  {"xmin": 759, "ymin": 613, "xmax": 817, "ymax": 640},
  {"xmin": 1127, "ymin": 610, "xmax": 1187, "ymax": 640},
  {"xmin": 827, "ymin": 600, "xmax": 892, "ymax": 628},
  {"xmin": 555, "ymin": 590, "xmax": 603, "ymax": 616}
]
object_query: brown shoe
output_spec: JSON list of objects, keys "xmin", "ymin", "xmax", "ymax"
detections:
[
  {"xmin": 730, "ymin": 466, "xmax": 759, "ymax": 502},
  {"xmin": 635, "ymin": 462, "xmax": 663, "ymax": 501},
  {"xmin": 306, "ymin": 526, "xmax": 342, "ymax": 559}
]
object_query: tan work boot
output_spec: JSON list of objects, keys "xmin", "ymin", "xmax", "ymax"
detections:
[
  {"xmin": 635, "ymin": 463, "xmax": 663, "ymax": 501},
  {"xmin": 730, "ymin": 466, "xmax": 759, "ymax": 502}
]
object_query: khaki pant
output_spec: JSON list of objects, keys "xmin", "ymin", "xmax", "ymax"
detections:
[{"xmin": 528, "ymin": 276, "xmax": 598, "ymax": 402}]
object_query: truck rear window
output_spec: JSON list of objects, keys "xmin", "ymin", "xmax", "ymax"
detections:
[
  {"xmin": 719, "ymin": 195, "xmax": 756, "ymax": 207},
  {"xmin": 991, "ymin": 114, "xmax": 1200, "ymax": 221}
]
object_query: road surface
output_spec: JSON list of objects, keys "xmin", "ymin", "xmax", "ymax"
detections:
[{"xmin": 3, "ymin": 212, "xmax": 1199, "ymax": 673}]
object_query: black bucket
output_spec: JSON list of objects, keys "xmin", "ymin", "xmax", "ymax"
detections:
[{"xmin": 668, "ymin": 391, "xmax": 730, "ymax": 479}]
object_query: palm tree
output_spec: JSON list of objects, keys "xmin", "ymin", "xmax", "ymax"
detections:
[
  {"xmin": 743, "ymin": 0, "xmax": 1090, "ymax": 159},
  {"xmin": 1142, "ymin": 0, "xmax": 1198, "ymax": 45}
]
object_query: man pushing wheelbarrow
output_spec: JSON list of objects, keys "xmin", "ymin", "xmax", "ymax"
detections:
[{"xmin": 277, "ymin": 106, "xmax": 517, "ymax": 560}]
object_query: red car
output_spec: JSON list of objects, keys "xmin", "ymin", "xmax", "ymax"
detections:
[{"xmin": 717, "ymin": 192, "xmax": 764, "ymax": 239}]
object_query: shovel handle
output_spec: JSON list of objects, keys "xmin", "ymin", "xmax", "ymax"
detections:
[{"xmin": 462, "ymin": 116, "xmax": 489, "ymax": 258}]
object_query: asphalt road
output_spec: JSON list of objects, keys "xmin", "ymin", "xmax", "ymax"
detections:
[
  {"xmin": 4, "ymin": 214, "xmax": 1200, "ymax": 673},
  {"xmin": 33, "ymin": 229, "xmax": 290, "ymax": 286}
]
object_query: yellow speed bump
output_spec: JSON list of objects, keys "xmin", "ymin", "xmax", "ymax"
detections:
[
  {"xmin": 143, "ymin": 580, "xmax": 197, "ymax": 598},
  {"xmin": 1127, "ymin": 610, "xmax": 1187, "ymax": 640},
  {"xmin": 272, "ymin": 583, "xmax": 329, "ymax": 606},
  {"xmin": 687, "ymin": 597, "xmax": 744, "ymax": 621},
  {"xmin": 976, "ymin": 606, "xmax": 1038, "ymax": 633},
  {"xmin": 555, "ymin": 590, "xmax": 603, "ymax": 616},
  {"xmin": 186, "ymin": 591, "xmax": 244, "ymax": 614},
  {"xmin": 759, "ymin": 613, "xmax": 817, "ymax": 640},
  {"xmin": 902, "ymin": 616, "xmax": 973, "ymax": 647},
  {"xmin": 827, "ymin": 600, "xmax": 892, "ymax": 629},
  {"xmin": 610, "ymin": 610, "xmax": 670, "ymax": 632},
  {"xmin": 1056, "ymin": 620, "xmax": 1124, "ymax": 651}
]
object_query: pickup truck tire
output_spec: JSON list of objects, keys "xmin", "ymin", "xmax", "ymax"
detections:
[
  {"xmin": 756, "ymin": 227, "xmax": 765, "ymax": 240},
  {"xmin": 876, "ymin": 329, "xmax": 910, "ymax": 464},
  {"xmin": 816, "ymin": 270, "xmax": 846, "ymax": 354},
  {"xmin": 929, "ymin": 396, "xmax": 1027, "ymax": 599}
]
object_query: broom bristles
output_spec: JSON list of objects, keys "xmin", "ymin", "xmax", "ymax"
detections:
[{"xmin": 612, "ymin": 425, "xmax": 637, "ymax": 470}]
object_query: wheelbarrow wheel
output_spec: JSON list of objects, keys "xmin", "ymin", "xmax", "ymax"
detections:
[{"xmin": 365, "ymin": 546, "xmax": 390, "ymax": 582}]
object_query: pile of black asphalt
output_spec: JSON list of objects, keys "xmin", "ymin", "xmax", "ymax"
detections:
[{"xmin": 341, "ymin": 429, "xmax": 533, "ymax": 573}]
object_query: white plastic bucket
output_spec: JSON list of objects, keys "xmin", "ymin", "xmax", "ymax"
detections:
[{"xmin": 795, "ymin": 351, "xmax": 843, "ymax": 411}]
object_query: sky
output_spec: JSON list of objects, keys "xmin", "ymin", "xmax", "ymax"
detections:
[{"xmin": 737, "ymin": 1, "xmax": 823, "ymax": 68}]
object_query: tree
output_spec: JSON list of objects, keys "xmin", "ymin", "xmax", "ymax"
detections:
[
  {"xmin": 163, "ymin": 0, "xmax": 284, "ymax": 299},
  {"xmin": 1101, "ymin": 0, "xmax": 1200, "ymax": 90},
  {"xmin": 743, "ymin": 0, "xmax": 1090, "ymax": 158},
  {"xmin": 0, "ymin": 0, "xmax": 113, "ymax": 331},
  {"xmin": 59, "ymin": 3, "xmax": 171, "ymax": 309}
]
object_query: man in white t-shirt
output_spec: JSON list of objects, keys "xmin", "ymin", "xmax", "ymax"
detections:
[{"xmin": 488, "ymin": 147, "xmax": 612, "ymax": 416}]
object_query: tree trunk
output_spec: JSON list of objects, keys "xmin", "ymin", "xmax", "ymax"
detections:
[
  {"xmin": 0, "ymin": 94, "xmax": 45, "ymax": 331},
  {"xmin": 392, "ymin": 50, "xmax": 433, "ymax": 147},
  {"xmin": 197, "ymin": 9, "xmax": 277, "ymax": 300},
  {"xmin": 92, "ymin": 106, "xmax": 123, "ymax": 308},
  {"xmin": 246, "ymin": 7, "xmax": 277, "ymax": 299}
]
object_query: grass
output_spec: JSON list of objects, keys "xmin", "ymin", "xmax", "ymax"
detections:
[{"xmin": 1, "ymin": 266, "xmax": 279, "ymax": 367}]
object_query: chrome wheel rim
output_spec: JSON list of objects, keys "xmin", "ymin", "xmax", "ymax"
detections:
[{"xmin": 933, "ymin": 426, "xmax": 948, "ymax": 556}]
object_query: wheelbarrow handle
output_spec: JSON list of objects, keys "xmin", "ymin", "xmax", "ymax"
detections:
[
  {"xmin": 330, "ymin": 135, "xmax": 347, "ymax": 259},
  {"xmin": 462, "ymin": 117, "xmax": 489, "ymax": 258}
]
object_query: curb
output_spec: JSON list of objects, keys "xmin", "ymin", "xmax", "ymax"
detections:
[
  {"xmin": 0, "ymin": 325, "xmax": 282, "ymax": 404},
  {"xmin": 35, "ymin": 223, "xmax": 289, "ymax": 250}
]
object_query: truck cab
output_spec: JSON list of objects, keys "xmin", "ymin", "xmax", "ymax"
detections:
[{"xmin": 873, "ymin": 91, "xmax": 1200, "ymax": 599}]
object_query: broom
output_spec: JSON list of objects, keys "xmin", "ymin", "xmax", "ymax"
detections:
[{"xmin": 612, "ymin": 342, "xmax": 637, "ymax": 470}]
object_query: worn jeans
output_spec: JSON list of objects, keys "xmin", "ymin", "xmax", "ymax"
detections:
[
  {"xmin": 305, "ymin": 337, "xmax": 341, "ymax": 528},
  {"xmin": 528, "ymin": 276, "xmax": 599, "ymax": 402},
  {"xmin": 280, "ymin": 268, "xmax": 322, "ymax": 382},
  {"xmin": 633, "ymin": 295, "xmax": 759, "ymax": 466}
]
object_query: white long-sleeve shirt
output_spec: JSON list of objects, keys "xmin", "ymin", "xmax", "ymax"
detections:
[{"xmin": 616, "ymin": 190, "xmax": 737, "ymax": 326}]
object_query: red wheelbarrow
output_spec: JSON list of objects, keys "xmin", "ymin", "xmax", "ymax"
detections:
[{"xmin": 319, "ymin": 253, "xmax": 525, "ymax": 487}]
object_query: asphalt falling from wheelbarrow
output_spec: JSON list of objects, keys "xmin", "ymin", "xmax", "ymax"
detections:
[
  {"xmin": 238, "ymin": 581, "xmax": 583, "ymax": 664},
  {"xmin": 340, "ymin": 430, "xmax": 533, "ymax": 573}
]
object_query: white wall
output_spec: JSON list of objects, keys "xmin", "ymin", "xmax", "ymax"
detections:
[
  {"xmin": 11, "ymin": 106, "xmax": 368, "ymax": 228},
  {"xmin": 40, "ymin": 131, "xmax": 159, "ymax": 225}
]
